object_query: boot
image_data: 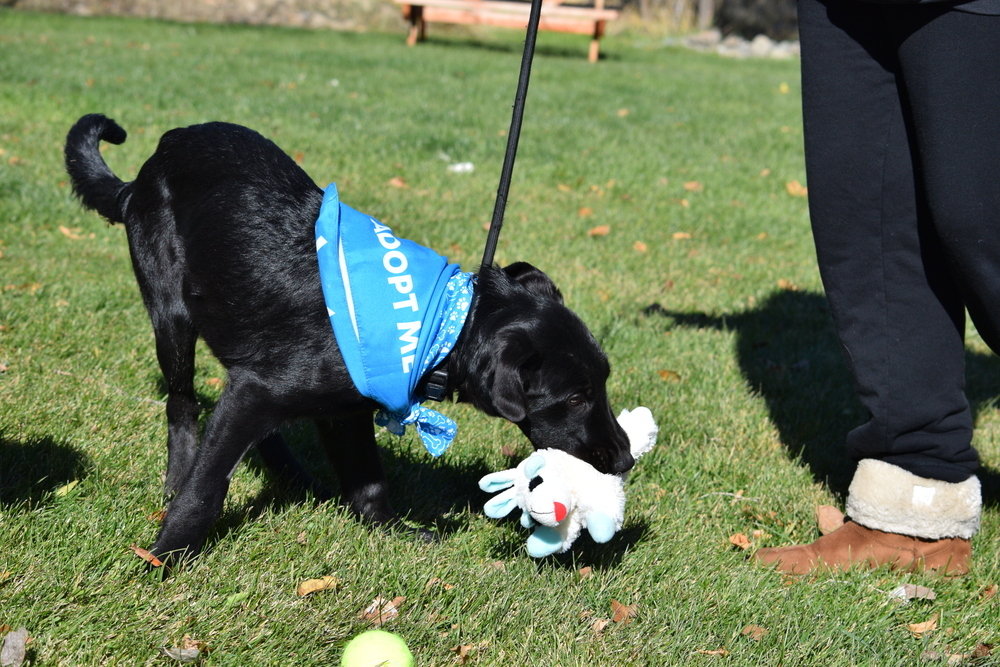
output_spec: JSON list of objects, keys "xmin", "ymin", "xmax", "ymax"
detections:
[{"xmin": 755, "ymin": 459, "xmax": 980, "ymax": 576}]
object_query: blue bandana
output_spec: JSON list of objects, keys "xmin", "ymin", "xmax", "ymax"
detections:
[{"xmin": 315, "ymin": 183, "xmax": 474, "ymax": 456}]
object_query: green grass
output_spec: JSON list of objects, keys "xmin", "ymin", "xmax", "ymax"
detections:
[{"xmin": 3, "ymin": 9, "xmax": 1000, "ymax": 666}]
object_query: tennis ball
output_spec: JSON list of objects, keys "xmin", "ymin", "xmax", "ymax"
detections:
[{"xmin": 340, "ymin": 630, "xmax": 414, "ymax": 667}]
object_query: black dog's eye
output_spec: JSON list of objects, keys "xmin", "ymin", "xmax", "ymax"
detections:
[{"xmin": 567, "ymin": 394, "xmax": 585, "ymax": 407}]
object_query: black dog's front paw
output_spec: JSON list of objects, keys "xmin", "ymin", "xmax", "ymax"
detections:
[{"xmin": 146, "ymin": 536, "xmax": 199, "ymax": 569}]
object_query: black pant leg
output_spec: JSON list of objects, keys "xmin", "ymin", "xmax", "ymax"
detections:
[
  {"xmin": 896, "ymin": 10, "xmax": 1000, "ymax": 353},
  {"xmin": 799, "ymin": 0, "xmax": 977, "ymax": 483}
]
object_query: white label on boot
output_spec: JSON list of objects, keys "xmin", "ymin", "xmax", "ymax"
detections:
[{"xmin": 912, "ymin": 485, "xmax": 936, "ymax": 507}]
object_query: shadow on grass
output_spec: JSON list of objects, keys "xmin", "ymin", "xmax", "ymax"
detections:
[
  {"xmin": 209, "ymin": 420, "xmax": 651, "ymax": 563},
  {"xmin": 0, "ymin": 433, "xmax": 91, "ymax": 509},
  {"xmin": 202, "ymin": 419, "xmax": 497, "ymax": 554},
  {"xmin": 486, "ymin": 518, "xmax": 650, "ymax": 568},
  {"xmin": 643, "ymin": 289, "xmax": 1000, "ymax": 504}
]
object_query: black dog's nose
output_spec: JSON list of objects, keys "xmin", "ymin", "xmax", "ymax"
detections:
[{"xmin": 611, "ymin": 451, "xmax": 635, "ymax": 474}]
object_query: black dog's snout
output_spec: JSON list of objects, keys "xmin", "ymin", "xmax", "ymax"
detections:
[{"xmin": 611, "ymin": 450, "xmax": 635, "ymax": 475}]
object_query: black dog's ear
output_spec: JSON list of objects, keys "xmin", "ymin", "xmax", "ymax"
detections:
[
  {"xmin": 491, "ymin": 331, "xmax": 537, "ymax": 423},
  {"xmin": 502, "ymin": 262, "xmax": 563, "ymax": 303}
]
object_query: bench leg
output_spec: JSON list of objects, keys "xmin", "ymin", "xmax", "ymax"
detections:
[
  {"xmin": 589, "ymin": 20, "xmax": 606, "ymax": 63},
  {"xmin": 405, "ymin": 5, "xmax": 425, "ymax": 46}
]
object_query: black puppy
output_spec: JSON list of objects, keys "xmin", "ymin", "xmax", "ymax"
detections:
[{"xmin": 64, "ymin": 114, "xmax": 633, "ymax": 563}]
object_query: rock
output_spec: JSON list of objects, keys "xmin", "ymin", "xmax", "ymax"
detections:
[{"xmin": 750, "ymin": 33, "xmax": 774, "ymax": 57}]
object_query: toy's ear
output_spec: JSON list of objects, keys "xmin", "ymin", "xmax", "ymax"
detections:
[
  {"xmin": 617, "ymin": 406, "xmax": 659, "ymax": 459},
  {"xmin": 479, "ymin": 470, "xmax": 517, "ymax": 494},
  {"xmin": 585, "ymin": 512, "xmax": 618, "ymax": 544},
  {"xmin": 523, "ymin": 453, "xmax": 547, "ymax": 479},
  {"xmin": 526, "ymin": 526, "xmax": 565, "ymax": 558},
  {"xmin": 483, "ymin": 489, "xmax": 519, "ymax": 518}
]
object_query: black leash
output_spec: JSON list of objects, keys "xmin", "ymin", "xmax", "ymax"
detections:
[
  {"xmin": 424, "ymin": 0, "xmax": 545, "ymax": 402},
  {"xmin": 480, "ymin": 0, "xmax": 544, "ymax": 273}
]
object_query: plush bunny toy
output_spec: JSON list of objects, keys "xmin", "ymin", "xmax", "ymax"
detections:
[{"xmin": 479, "ymin": 407, "xmax": 658, "ymax": 557}]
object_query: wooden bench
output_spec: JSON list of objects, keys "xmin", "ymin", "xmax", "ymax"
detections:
[{"xmin": 394, "ymin": 0, "xmax": 619, "ymax": 63}]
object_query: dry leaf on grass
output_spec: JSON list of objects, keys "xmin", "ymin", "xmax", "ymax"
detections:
[
  {"xmin": 777, "ymin": 278, "xmax": 798, "ymax": 291},
  {"xmin": 592, "ymin": 618, "xmax": 611, "ymax": 635},
  {"xmin": 129, "ymin": 544, "xmax": 163, "ymax": 567},
  {"xmin": 616, "ymin": 108, "xmax": 630, "ymax": 117},
  {"xmin": 578, "ymin": 567, "xmax": 593, "ymax": 580},
  {"xmin": 980, "ymin": 584, "xmax": 998, "ymax": 601},
  {"xmin": 205, "ymin": 377, "xmax": 224, "ymax": 388},
  {"xmin": 388, "ymin": 176, "xmax": 408, "ymax": 188},
  {"xmin": 587, "ymin": 225, "xmax": 611, "ymax": 237},
  {"xmin": 908, "ymin": 614, "xmax": 938, "ymax": 638},
  {"xmin": 973, "ymin": 643, "xmax": 993, "ymax": 658},
  {"xmin": 816, "ymin": 505, "xmax": 845, "ymax": 535},
  {"xmin": 359, "ymin": 596, "xmax": 405, "ymax": 626},
  {"xmin": 633, "ymin": 241, "xmax": 648, "ymax": 253},
  {"xmin": 696, "ymin": 648, "xmax": 730, "ymax": 657},
  {"xmin": 147, "ymin": 509, "xmax": 167, "ymax": 523},
  {"xmin": 424, "ymin": 577, "xmax": 455, "ymax": 593},
  {"xmin": 58, "ymin": 225, "xmax": 95, "ymax": 241},
  {"xmin": 0, "ymin": 627, "xmax": 30, "ymax": 667},
  {"xmin": 887, "ymin": 584, "xmax": 936, "ymax": 602},
  {"xmin": 296, "ymin": 575, "xmax": 341, "ymax": 597},
  {"xmin": 683, "ymin": 181, "xmax": 704, "ymax": 192},
  {"xmin": 611, "ymin": 599, "xmax": 637, "ymax": 624},
  {"xmin": 729, "ymin": 533, "xmax": 752, "ymax": 550},
  {"xmin": 578, "ymin": 207, "xmax": 594, "ymax": 218},
  {"xmin": 451, "ymin": 642, "xmax": 488, "ymax": 664},
  {"xmin": 673, "ymin": 231, "xmax": 692, "ymax": 239},
  {"xmin": 557, "ymin": 183, "xmax": 572, "ymax": 192},
  {"xmin": 785, "ymin": 180, "xmax": 808, "ymax": 197},
  {"xmin": 741, "ymin": 624, "xmax": 768, "ymax": 641},
  {"xmin": 159, "ymin": 646, "xmax": 201, "ymax": 663},
  {"xmin": 452, "ymin": 644, "xmax": 474, "ymax": 663},
  {"xmin": 159, "ymin": 635, "xmax": 208, "ymax": 664},
  {"xmin": 658, "ymin": 369, "xmax": 681, "ymax": 383}
]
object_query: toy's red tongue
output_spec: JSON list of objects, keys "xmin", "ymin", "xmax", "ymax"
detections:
[{"xmin": 554, "ymin": 502, "xmax": 567, "ymax": 523}]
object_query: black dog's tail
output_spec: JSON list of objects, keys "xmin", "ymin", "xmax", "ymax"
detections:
[{"xmin": 64, "ymin": 114, "xmax": 131, "ymax": 224}]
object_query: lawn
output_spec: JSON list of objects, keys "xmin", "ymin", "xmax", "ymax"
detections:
[{"xmin": 2, "ymin": 9, "xmax": 1000, "ymax": 666}]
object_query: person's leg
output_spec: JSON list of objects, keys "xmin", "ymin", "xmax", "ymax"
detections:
[
  {"xmin": 801, "ymin": 0, "xmax": 976, "ymax": 484},
  {"xmin": 756, "ymin": 0, "xmax": 982, "ymax": 575},
  {"xmin": 897, "ymin": 10, "xmax": 1000, "ymax": 354}
]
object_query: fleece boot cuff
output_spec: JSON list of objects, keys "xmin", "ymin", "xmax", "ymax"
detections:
[{"xmin": 846, "ymin": 459, "xmax": 981, "ymax": 540}]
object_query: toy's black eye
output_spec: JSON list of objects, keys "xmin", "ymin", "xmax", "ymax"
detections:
[{"xmin": 528, "ymin": 476, "xmax": 544, "ymax": 491}]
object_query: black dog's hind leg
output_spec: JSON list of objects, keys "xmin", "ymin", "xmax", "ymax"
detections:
[
  {"xmin": 315, "ymin": 414, "xmax": 396, "ymax": 524},
  {"xmin": 123, "ymin": 214, "xmax": 200, "ymax": 500},
  {"xmin": 150, "ymin": 370, "xmax": 281, "ymax": 562},
  {"xmin": 156, "ymin": 315, "xmax": 199, "ymax": 499}
]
